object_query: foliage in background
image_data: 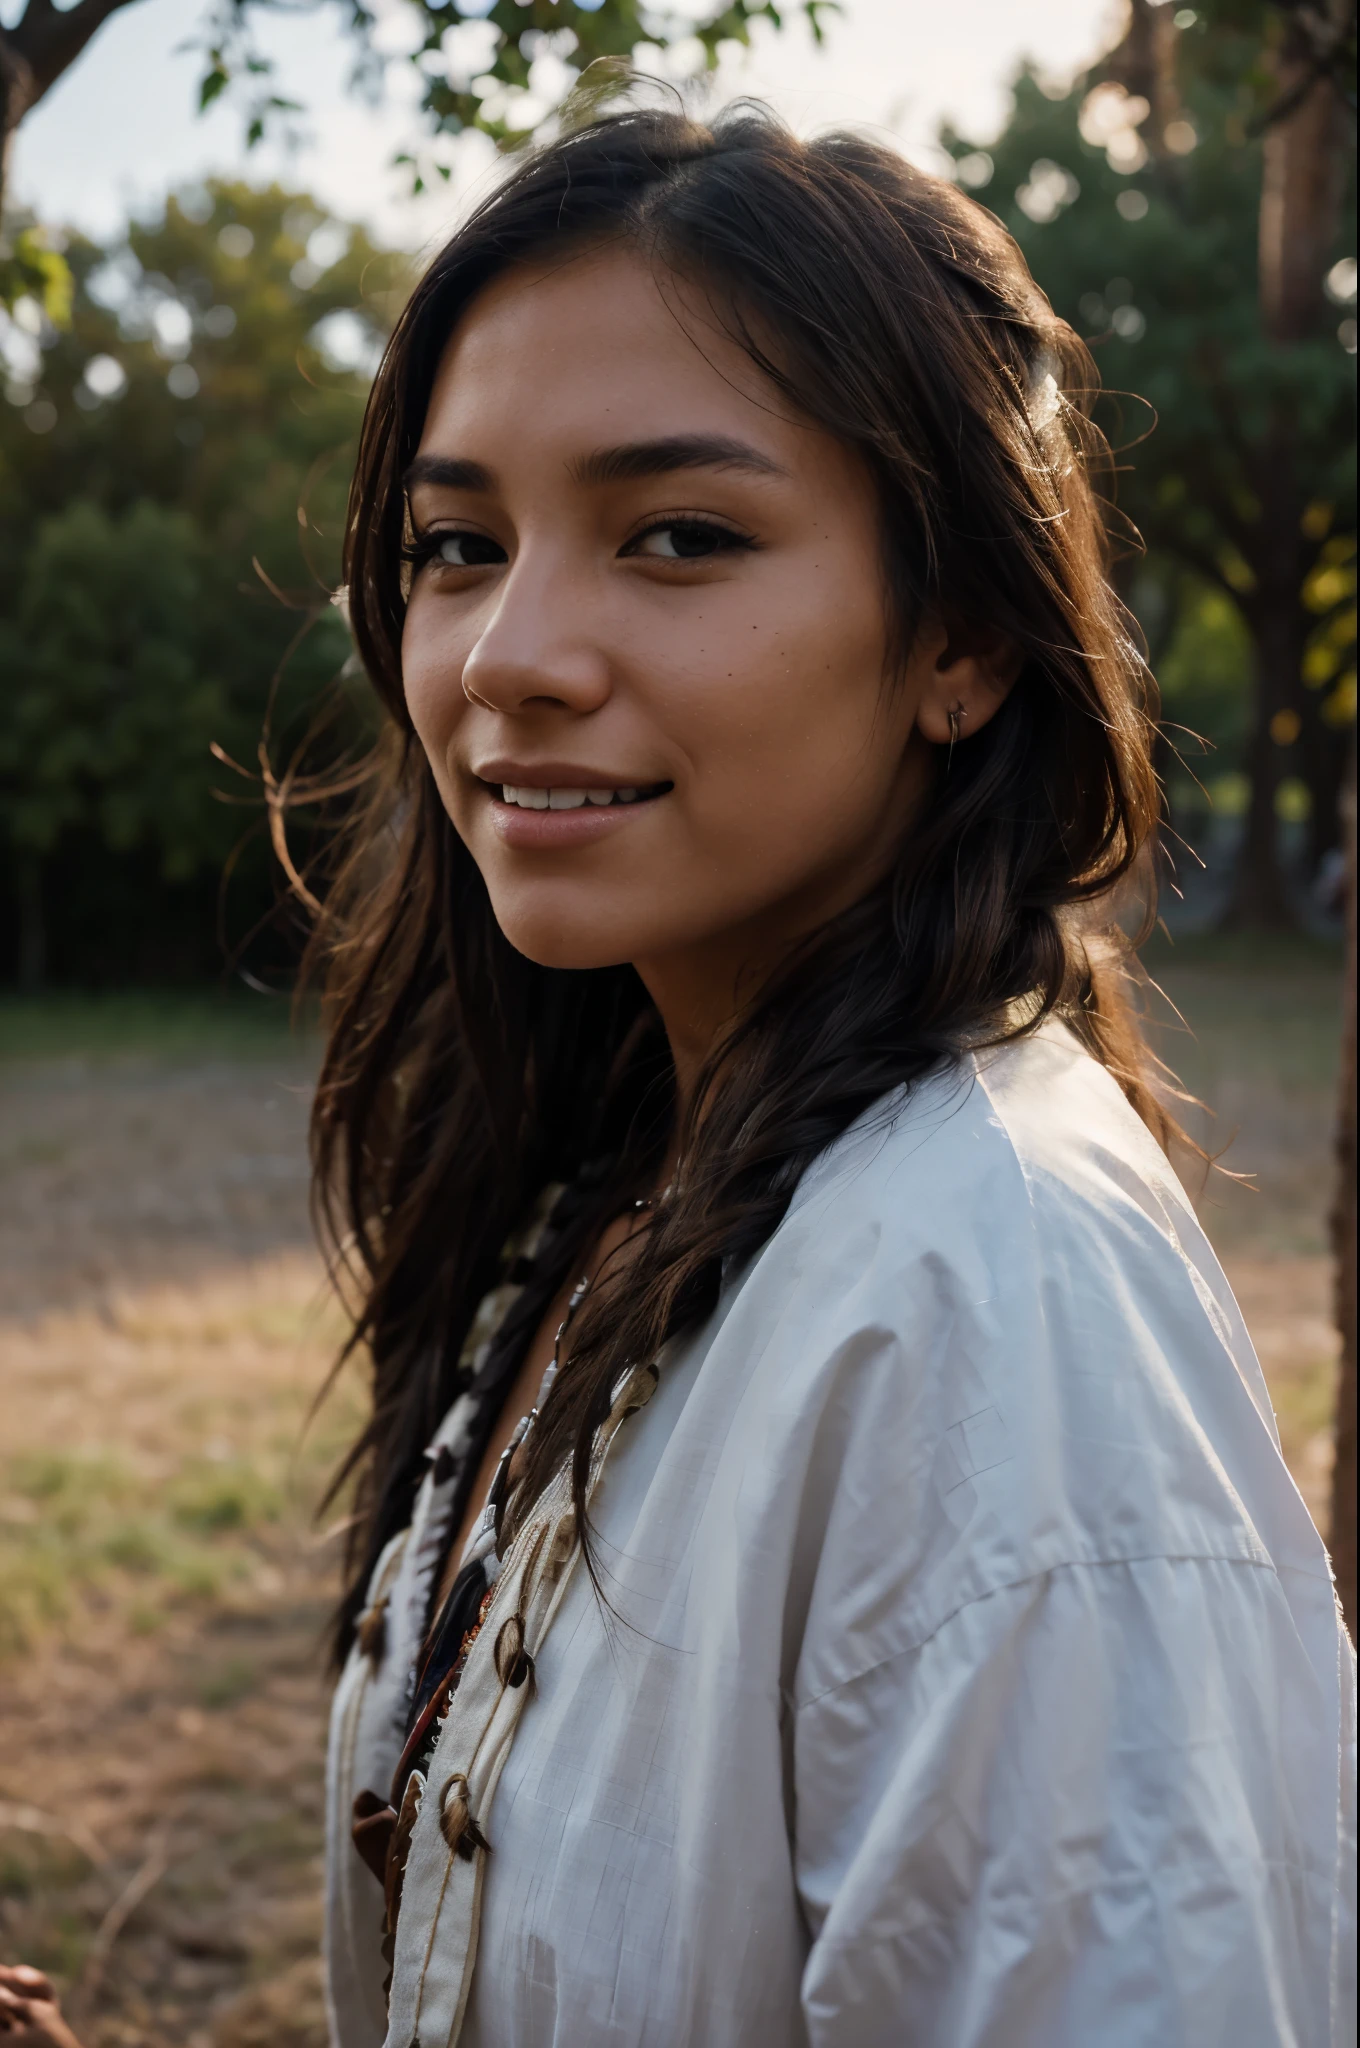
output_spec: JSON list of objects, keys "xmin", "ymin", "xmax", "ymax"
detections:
[
  {"xmin": 943, "ymin": 1, "xmax": 1356, "ymax": 914},
  {"xmin": 201, "ymin": 0, "xmax": 836, "ymax": 162},
  {"xmin": 1, "ymin": 1, "xmax": 836, "ymax": 309},
  {"xmin": 1, "ymin": 1, "xmax": 1354, "ymax": 978},
  {"xmin": 0, "ymin": 181, "xmax": 397, "ymax": 983}
]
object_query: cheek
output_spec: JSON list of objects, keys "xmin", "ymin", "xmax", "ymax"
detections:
[
  {"xmin": 677, "ymin": 571, "xmax": 894, "ymax": 839},
  {"xmin": 400, "ymin": 605, "xmax": 468, "ymax": 776}
]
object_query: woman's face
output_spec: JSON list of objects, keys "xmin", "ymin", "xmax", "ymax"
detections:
[{"xmin": 402, "ymin": 245, "xmax": 957, "ymax": 993}]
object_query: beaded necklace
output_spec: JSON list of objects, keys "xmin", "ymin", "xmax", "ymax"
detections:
[
  {"xmin": 348, "ymin": 1178, "xmax": 667, "ymax": 1995},
  {"xmin": 390, "ymin": 1191, "xmax": 659, "ymax": 1801}
]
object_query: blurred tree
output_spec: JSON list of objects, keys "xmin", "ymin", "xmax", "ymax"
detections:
[
  {"xmin": 1333, "ymin": 754, "xmax": 1356, "ymax": 1635},
  {"xmin": 195, "ymin": 1, "xmax": 835, "ymax": 164},
  {"xmin": 946, "ymin": 0, "xmax": 1356, "ymax": 922},
  {"xmin": 0, "ymin": 180, "xmax": 396, "ymax": 984},
  {"xmin": 1, "ymin": 2, "xmax": 833, "ymax": 310},
  {"xmin": 1146, "ymin": 573, "xmax": 1254, "ymax": 841},
  {"xmin": 0, "ymin": 502, "xmax": 230, "ymax": 984}
]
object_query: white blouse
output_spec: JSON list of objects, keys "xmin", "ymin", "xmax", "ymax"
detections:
[{"xmin": 325, "ymin": 1022, "xmax": 1356, "ymax": 2048}]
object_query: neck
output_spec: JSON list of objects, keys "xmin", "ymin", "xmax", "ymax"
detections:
[
  {"xmin": 629, "ymin": 759, "xmax": 933, "ymax": 1147},
  {"xmin": 633, "ymin": 909, "xmax": 817, "ymax": 1138}
]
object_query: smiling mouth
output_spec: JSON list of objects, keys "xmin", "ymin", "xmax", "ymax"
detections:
[{"xmin": 487, "ymin": 780, "xmax": 673, "ymax": 811}]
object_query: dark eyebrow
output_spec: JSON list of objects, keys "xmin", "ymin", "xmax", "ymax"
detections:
[
  {"xmin": 403, "ymin": 434, "xmax": 785, "ymax": 499},
  {"xmin": 571, "ymin": 434, "xmax": 786, "ymax": 486},
  {"xmin": 404, "ymin": 453, "xmax": 495, "ymax": 493}
]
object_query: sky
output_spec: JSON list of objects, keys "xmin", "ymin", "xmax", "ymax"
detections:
[{"xmin": 9, "ymin": 0, "xmax": 1123, "ymax": 252}]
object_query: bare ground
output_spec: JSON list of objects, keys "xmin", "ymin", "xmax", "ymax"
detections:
[
  {"xmin": 1, "ymin": 1046, "xmax": 351, "ymax": 2045},
  {"xmin": 0, "ymin": 949, "xmax": 1346, "ymax": 2041}
]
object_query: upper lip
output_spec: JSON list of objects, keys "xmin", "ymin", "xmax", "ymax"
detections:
[{"xmin": 470, "ymin": 758, "xmax": 664, "ymax": 788}]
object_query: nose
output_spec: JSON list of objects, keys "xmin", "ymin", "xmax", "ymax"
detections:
[{"xmin": 460, "ymin": 551, "xmax": 611, "ymax": 717}]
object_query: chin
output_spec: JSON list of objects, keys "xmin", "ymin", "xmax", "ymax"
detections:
[{"xmin": 489, "ymin": 903, "xmax": 642, "ymax": 975}]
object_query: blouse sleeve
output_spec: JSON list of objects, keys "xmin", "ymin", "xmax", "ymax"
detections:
[
  {"xmin": 794, "ymin": 1549, "xmax": 1346, "ymax": 2048},
  {"xmin": 783, "ymin": 1045, "xmax": 1352, "ymax": 2048}
]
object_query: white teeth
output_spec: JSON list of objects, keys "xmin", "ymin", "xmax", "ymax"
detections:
[{"xmin": 497, "ymin": 783, "xmax": 653, "ymax": 809}]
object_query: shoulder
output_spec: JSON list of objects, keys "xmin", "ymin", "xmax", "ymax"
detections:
[
  {"xmin": 789, "ymin": 1019, "xmax": 1195, "ymax": 1273},
  {"xmin": 772, "ymin": 1024, "xmax": 1245, "ymax": 1457},
  {"xmin": 725, "ymin": 1024, "xmax": 1329, "ymax": 1637},
  {"xmin": 782, "ymin": 1025, "xmax": 1285, "ymax": 1441}
]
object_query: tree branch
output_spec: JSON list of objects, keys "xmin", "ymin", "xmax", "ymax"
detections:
[
  {"xmin": 1252, "ymin": 0, "xmax": 1358, "ymax": 134},
  {"xmin": 2, "ymin": 0, "xmax": 145, "ymax": 125}
]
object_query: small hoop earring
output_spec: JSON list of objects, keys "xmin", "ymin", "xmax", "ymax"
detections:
[{"xmin": 947, "ymin": 703, "xmax": 965, "ymax": 770}]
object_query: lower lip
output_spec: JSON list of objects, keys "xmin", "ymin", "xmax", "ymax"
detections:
[{"xmin": 486, "ymin": 792, "xmax": 667, "ymax": 850}]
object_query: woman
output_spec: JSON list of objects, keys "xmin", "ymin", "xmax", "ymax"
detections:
[
  {"xmin": 313, "ymin": 106, "xmax": 1353, "ymax": 2048},
  {"xmin": 4, "ymin": 104, "xmax": 1351, "ymax": 2048}
]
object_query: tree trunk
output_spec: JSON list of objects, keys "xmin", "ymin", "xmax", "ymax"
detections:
[
  {"xmin": 1229, "ymin": 1, "xmax": 1352, "ymax": 926},
  {"xmin": 1104, "ymin": 0, "xmax": 1181, "ymax": 150},
  {"xmin": 1232, "ymin": 675, "xmax": 1294, "ymax": 926},
  {"xmin": 1257, "ymin": 9, "xmax": 1350, "ymax": 346},
  {"xmin": 0, "ymin": 29, "xmax": 31, "ymax": 223},
  {"xmin": 15, "ymin": 847, "xmax": 46, "ymax": 991},
  {"xmin": 1330, "ymin": 742, "xmax": 1356, "ymax": 1638},
  {"xmin": 1231, "ymin": 537, "xmax": 1310, "ymax": 928},
  {"xmin": 1300, "ymin": 692, "xmax": 1349, "ymax": 885}
]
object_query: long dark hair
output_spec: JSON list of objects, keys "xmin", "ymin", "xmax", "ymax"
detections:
[{"xmin": 310, "ymin": 104, "xmax": 1167, "ymax": 1657}]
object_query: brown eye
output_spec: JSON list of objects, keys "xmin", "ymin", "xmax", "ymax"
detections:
[
  {"xmin": 628, "ymin": 520, "xmax": 751, "ymax": 561},
  {"xmin": 434, "ymin": 531, "xmax": 506, "ymax": 568}
]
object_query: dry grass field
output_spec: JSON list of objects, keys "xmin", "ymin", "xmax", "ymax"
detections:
[
  {"xmin": 0, "ymin": 1003, "xmax": 357, "ymax": 2046},
  {"xmin": 0, "ymin": 940, "xmax": 1347, "ymax": 2043},
  {"xmin": 1144, "ymin": 934, "xmax": 1347, "ymax": 1529}
]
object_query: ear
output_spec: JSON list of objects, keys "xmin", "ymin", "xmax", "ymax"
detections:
[{"xmin": 912, "ymin": 616, "xmax": 1023, "ymax": 749}]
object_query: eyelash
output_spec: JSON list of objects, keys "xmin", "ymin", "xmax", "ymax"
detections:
[
  {"xmin": 400, "ymin": 528, "xmax": 499, "ymax": 572},
  {"xmin": 401, "ymin": 514, "xmax": 758, "ymax": 572},
  {"xmin": 620, "ymin": 514, "xmax": 758, "ymax": 560}
]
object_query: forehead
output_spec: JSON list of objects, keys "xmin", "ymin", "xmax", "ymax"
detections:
[{"xmin": 419, "ymin": 244, "xmax": 806, "ymax": 459}]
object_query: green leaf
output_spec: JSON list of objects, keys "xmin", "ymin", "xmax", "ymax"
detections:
[{"xmin": 0, "ymin": 229, "xmax": 73, "ymax": 324}]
